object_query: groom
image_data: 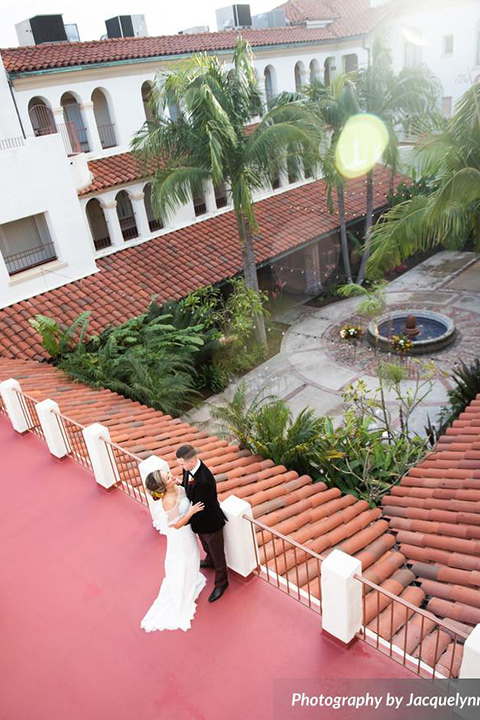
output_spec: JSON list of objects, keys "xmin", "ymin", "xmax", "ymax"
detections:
[{"xmin": 176, "ymin": 444, "xmax": 229, "ymax": 602}]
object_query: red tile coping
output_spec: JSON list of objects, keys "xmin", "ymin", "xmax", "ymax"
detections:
[
  {"xmin": 383, "ymin": 392, "xmax": 480, "ymax": 628},
  {"xmin": 1, "ymin": 3, "xmax": 395, "ymax": 74},
  {"xmin": 0, "ymin": 166, "xmax": 398, "ymax": 362},
  {"xmin": 80, "ymin": 152, "xmax": 160, "ymax": 196},
  {"xmin": 0, "ymin": 354, "xmax": 468, "ymax": 674}
]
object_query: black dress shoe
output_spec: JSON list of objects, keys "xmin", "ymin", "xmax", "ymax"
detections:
[
  {"xmin": 208, "ymin": 582, "xmax": 229, "ymax": 602},
  {"xmin": 200, "ymin": 559, "xmax": 214, "ymax": 568}
]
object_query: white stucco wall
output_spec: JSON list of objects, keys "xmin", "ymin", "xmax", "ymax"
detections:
[{"xmin": 0, "ymin": 133, "xmax": 98, "ymax": 308}]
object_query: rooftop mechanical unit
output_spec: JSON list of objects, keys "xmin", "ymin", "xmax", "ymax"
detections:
[
  {"xmin": 251, "ymin": 9, "xmax": 288, "ymax": 29},
  {"xmin": 216, "ymin": 4, "xmax": 252, "ymax": 31},
  {"xmin": 15, "ymin": 15, "xmax": 68, "ymax": 46},
  {"xmin": 105, "ymin": 15, "xmax": 148, "ymax": 39}
]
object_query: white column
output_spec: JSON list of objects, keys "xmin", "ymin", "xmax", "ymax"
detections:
[
  {"xmin": 279, "ymin": 159, "xmax": 289, "ymax": 188},
  {"xmin": 321, "ymin": 548, "xmax": 363, "ymax": 644},
  {"xmin": 36, "ymin": 399, "xmax": 70, "ymax": 458},
  {"xmin": 82, "ymin": 423, "xmax": 119, "ymax": 489},
  {"xmin": 0, "ymin": 379, "xmax": 33, "ymax": 433},
  {"xmin": 51, "ymin": 106, "xmax": 66, "ymax": 129},
  {"xmin": 221, "ymin": 495, "xmax": 258, "ymax": 577},
  {"xmin": 138, "ymin": 454, "xmax": 170, "ymax": 526},
  {"xmin": 129, "ymin": 192, "xmax": 151, "ymax": 237},
  {"xmin": 203, "ymin": 180, "xmax": 217, "ymax": 214},
  {"xmin": 100, "ymin": 200, "xmax": 125, "ymax": 247},
  {"xmin": 459, "ymin": 623, "xmax": 480, "ymax": 678},
  {"xmin": 80, "ymin": 101, "xmax": 103, "ymax": 153}
]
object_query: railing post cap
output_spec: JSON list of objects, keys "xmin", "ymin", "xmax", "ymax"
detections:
[
  {"xmin": 83, "ymin": 422, "xmax": 110, "ymax": 437},
  {"xmin": 323, "ymin": 548, "xmax": 361, "ymax": 576},
  {"xmin": 36, "ymin": 398, "xmax": 59, "ymax": 410},
  {"xmin": 0, "ymin": 378, "xmax": 21, "ymax": 389},
  {"xmin": 222, "ymin": 494, "xmax": 252, "ymax": 514}
]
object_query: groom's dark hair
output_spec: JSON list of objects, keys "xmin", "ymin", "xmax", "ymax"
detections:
[{"xmin": 176, "ymin": 444, "xmax": 197, "ymax": 460}]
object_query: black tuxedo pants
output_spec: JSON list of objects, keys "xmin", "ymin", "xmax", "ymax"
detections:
[{"xmin": 198, "ymin": 528, "xmax": 228, "ymax": 588}]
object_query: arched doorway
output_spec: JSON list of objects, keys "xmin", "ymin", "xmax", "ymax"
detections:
[
  {"xmin": 91, "ymin": 88, "xmax": 117, "ymax": 149},
  {"xmin": 28, "ymin": 98, "xmax": 57, "ymax": 137},
  {"xmin": 141, "ymin": 81, "xmax": 155, "ymax": 123},
  {"xmin": 294, "ymin": 62, "xmax": 305, "ymax": 92},
  {"xmin": 144, "ymin": 183, "xmax": 163, "ymax": 232},
  {"xmin": 86, "ymin": 198, "xmax": 111, "ymax": 251},
  {"xmin": 116, "ymin": 190, "xmax": 138, "ymax": 240},
  {"xmin": 264, "ymin": 65, "xmax": 276, "ymax": 104},
  {"xmin": 324, "ymin": 57, "xmax": 336, "ymax": 88},
  {"xmin": 60, "ymin": 92, "xmax": 89, "ymax": 152},
  {"xmin": 309, "ymin": 59, "xmax": 320, "ymax": 85}
]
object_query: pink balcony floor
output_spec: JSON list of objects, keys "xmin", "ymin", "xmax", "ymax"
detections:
[{"xmin": 0, "ymin": 415, "xmax": 415, "ymax": 720}]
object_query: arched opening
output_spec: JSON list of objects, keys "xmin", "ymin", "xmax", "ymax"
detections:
[
  {"xmin": 342, "ymin": 53, "xmax": 358, "ymax": 73},
  {"xmin": 192, "ymin": 184, "xmax": 207, "ymax": 217},
  {"xmin": 309, "ymin": 59, "xmax": 320, "ymax": 85},
  {"xmin": 324, "ymin": 57, "xmax": 336, "ymax": 88},
  {"xmin": 60, "ymin": 92, "xmax": 89, "ymax": 153},
  {"xmin": 168, "ymin": 102, "xmax": 180, "ymax": 122},
  {"xmin": 28, "ymin": 97, "xmax": 57, "ymax": 137},
  {"xmin": 144, "ymin": 183, "xmax": 163, "ymax": 232},
  {"xmin": 214, "ymin": 182, "xmax": 228, "ymax": 209},
  {"xmin": 91, "ymin": 88, "xmax": 117, "ymax": 149},
  {"xmin": 264, "ymin": 65, "xmax": 276, "ymax": 104},
  {"xmin": 115, "ymin": 190, "xmax": 138, "ymax": 240},
  {"xmin": 294, "ymin": 61, "xmax": 305, "ymax": 92},
  {"xmin": 403, "ymin": 28, "xmax": 424, "ymax": 67},
  {"xmin": 86, "ymin": 198, "xmax": 111, "ymax": 251},
  {"xmin": 141, "ymin": 81, "xmax": 155, "ymax": 123}
]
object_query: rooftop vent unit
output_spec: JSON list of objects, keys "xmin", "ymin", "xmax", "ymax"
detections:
[
  {"xmin": 65, "ymin": 23, "xmax": 80, "ymax": 42},
  {"xmin": 251, "ymin": 9, "xmax": 287, "ymax": 29},
  {"xmin": 15, "ymin": 15, "xmax": 68, "ymax": 46},
  {"xmin": 105, "ymin": 15, "xmax": 148, "ymax": 39},
  {"xmin": 178, "ymin": 25, "xmax": 210, "ymax": 35},
  {"xmin": 216, "ymin": 4, "xmax": 252, "ymax": 31}
]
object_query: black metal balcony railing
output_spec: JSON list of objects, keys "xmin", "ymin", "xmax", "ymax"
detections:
[
  {"xmin": 3, "ymin": 241, "xmax": 57, "ymax": 275},
  {"xmin": 93, "ymin": 235, "xmax": 112, "ymax": 251},
  {"xmin": 119, "ymin": 217, "xmax": 139, "ymax": 241},
  {"xmin": 97, "ymin": 123, "xmax": 117, "ymax": 149}
]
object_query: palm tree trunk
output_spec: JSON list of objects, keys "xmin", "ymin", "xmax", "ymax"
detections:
[
  {"xmin": 235, "ymin": 211, "xmax": 268, "ymax": 347},
  {"xmin": 337, "ymin": 186, "xmax": 352, "ymax": 282},
  {"xmin": 356, "ymin": 169, "xmax": 374, "ymax": 285}
]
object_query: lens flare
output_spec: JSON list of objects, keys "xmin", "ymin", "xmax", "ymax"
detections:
[{"xmin": 335, "ymin": 114, "xmax": 389, "ymax": 179}]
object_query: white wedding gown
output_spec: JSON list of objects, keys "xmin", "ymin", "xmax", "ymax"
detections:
[{"xmin": 141, "ymin": 484, "xmax": 206, "ymax": 632}]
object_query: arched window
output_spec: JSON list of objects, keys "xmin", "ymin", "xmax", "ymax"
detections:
[
  {"xmin": 192, "ymin": 184, "xmax": 207, "ymax": 217},
  {"xmin": 144, "ymin": 183, "xmax": 163, "ymax": 232},
  {"xmin": 60, "ymin": 92, "xmax": 89, "ymax": 153},
  {"xmin": 342, "ymin": 54, "xmax": 358, "ymax": 74},
  {"xmin": 324, "ymin": 57, "xmax": 336, "ymax": 88},
  {"xmin": 214, "ymin": 182, "xmax": 228, "ymax": 209},
  {"xmin": 28, "ymin": 97, "xmax": 56, "ymax": 137},
  {"xmin": 294, "ymin": 61, "xmax": 305, "ymax": 92},
  {"xmin": 309, "ymin": 59, "xmax": 320, "ymax": 85},
  {"xmin": 91, "ymin": 88, "xmax": 117, "ymax": 149},
  {"xmin": 403, "ymin": 28, "xmax": 424, "ymax": 67},
  {"xmin": 86, "ymin": 198, "xmax": 111, "ymax": 251},
  {"xmin": 115, "ymin": 191, "xmax": 138, "ymax": 240},
  {"xmin": 141, "ymin": 81, "xmax": 155, "ymax": 123},
  {"xmin": 264, "ymin": 65, "xmax": 276, "ymax": 104}
]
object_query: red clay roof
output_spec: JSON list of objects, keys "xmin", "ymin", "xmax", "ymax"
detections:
[
  {"xmin": 80, "ymin": 152, "xmax": 160, "ymax": 195},
  {"xmin": 382, "ymin": 395, "xmax": 480, "ymax": 628},
  {"xmin": 276, "ymin": 0, "xmax": 397, "ymax": 32},
  {"xmin": 0, "ymin": 166, "xmax": 397, "ymax": 362},
  {"xmin": 0, "ymin": 353, "xmax": 469, "ymax": 675},
  {"xmin": 1, "ymin": 3, "xmax": 396, "ymax": 76}
]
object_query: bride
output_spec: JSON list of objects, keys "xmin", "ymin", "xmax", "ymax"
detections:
[{"xmin": 141, "ymin": 467, "xmax": 207, "ymax": 632}]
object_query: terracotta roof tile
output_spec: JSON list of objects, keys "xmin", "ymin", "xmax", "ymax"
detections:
[
  {"xmin": 0, "ymin": 166, "xmax": 396, "ymax": 361},
  {"xmin": 1, "ymin": 5, "xmax": 395, "ymax": 75}
]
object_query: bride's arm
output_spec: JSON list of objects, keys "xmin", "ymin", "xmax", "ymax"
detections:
[{"xmin": 170, "ymin": 502, "xmax": 204, "ymax": 529}]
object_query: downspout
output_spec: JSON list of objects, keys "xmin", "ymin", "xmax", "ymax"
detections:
[{"xmin": 7, "ymin": 75, "xmax": 26, "ymax": 139}]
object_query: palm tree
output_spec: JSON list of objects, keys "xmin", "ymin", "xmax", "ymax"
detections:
[
  {"xmin": 304, "ymin": 75, "xmax": 360, "ymax": 282},
  {"xmin": 131, "ymin": 37, "xmax": 320, "ymax": 346},
  {"xmin": 366, "ymin": 83, "xmax": 480, "ymax": 275},
  {"xmin": 355, "ymin": 36, "xmax": 442, "ymax": 283}
]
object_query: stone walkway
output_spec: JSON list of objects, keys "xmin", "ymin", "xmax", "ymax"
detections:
[{"xmin": 182, "ymin": 251, "xmax": 480, "ymax": 438}]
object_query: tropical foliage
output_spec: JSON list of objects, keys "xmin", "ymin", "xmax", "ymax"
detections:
[
  {"xmin": 439, "ymin": 358, "xmax": 480, "ymax": 429},
  {"xmin": 131, "ymin": 36, "xmax": 320, "ymax": 344}
]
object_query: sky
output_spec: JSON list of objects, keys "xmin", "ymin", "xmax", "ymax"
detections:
[{"xmin": 0, "ymin": 0, "xmax": 278, "ymax": 47}]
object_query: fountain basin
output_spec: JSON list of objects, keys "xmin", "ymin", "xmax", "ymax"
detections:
[{"xmin": 367, "ymin": 310, "xmax": 456, "ymax": 354}]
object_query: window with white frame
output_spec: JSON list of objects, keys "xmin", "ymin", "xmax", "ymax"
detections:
[{"xmin": 0, "ymin": 213, "xmax": 56, "ymax": 275}]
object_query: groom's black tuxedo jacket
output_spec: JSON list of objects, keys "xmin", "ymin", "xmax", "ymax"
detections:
[{"xmin": 181, "ymin": 459, "xmax": 228, "ymax": 534}]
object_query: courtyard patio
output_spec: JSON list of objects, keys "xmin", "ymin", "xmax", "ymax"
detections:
[{"xmin": 184, "ymin": 251, "xmax": 480, "ymax": 437}]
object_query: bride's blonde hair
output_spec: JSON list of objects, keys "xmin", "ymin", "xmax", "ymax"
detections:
[{"xmin": 145, "ymin": 469, "xmax": 169, "ymax": 499}]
